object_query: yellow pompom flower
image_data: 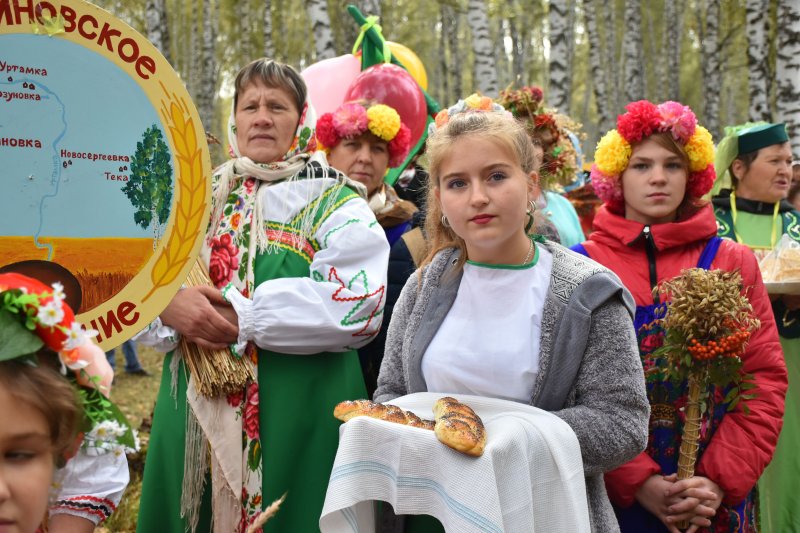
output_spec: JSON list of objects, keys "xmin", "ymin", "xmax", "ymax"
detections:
[
  {"xmin": 685, "ymin": 126, "xmax": 714, "ymax": 172},
  {"xmin": 594, "ymin": 130, "xmax": 632, "ymax": 176},
  {"xmin": 367, "ymin": 104, "xmax": 401, "ymax": 141},
  {"xmin": 465, "ymin": 93, "xmax": 485, "ymax": 109}
]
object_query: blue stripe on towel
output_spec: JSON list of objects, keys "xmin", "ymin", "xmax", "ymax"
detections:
[
  {"xmin": 341, "ymin": 506, "xmax": 359, "ymax": 532},
  {"xmin": 330, "ymin": 461, "xmax": 502, "ymax": 533}
]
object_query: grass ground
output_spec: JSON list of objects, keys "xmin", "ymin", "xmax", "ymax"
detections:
[{"xmin": 97, "ymin": 345, "xmax": 163, "ymax": 533}]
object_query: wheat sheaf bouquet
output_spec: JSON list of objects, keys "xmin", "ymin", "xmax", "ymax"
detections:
[{"xmin": 652, "ymin": 268, "xmax": 759, "ymax": 492}]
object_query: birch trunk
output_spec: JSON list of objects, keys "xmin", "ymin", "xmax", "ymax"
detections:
[
  {"xmin": 306, "ymin": 0, "xmax": 336, "ymax": 61},
  {"xmin": 584, "ymin": 0, "xmax": 613, "ymax": 130},
  {"xmin": 443, "ymin": 2, "xmax": 463, "ymax": 101},
  {"xmin": 549, "ymin": 0, "xmax": 573, "ymax": 113},
  {"xmin": 777, "ymin": 0, "xmax": 800, "ymax": 153},
  {"xmin": 354, "ymin": 0, "xmax": 381, "ymax": 18},
  {"xmin": 602, "ymin": 0, "xmax": 618, "ymax": 112},
  {"xmin": 623, "ymin": 0, "xmax": 644, "ymax": 103},
  {"xmin": 440, "ymin": 4, "xmax": 451, "ymax": 103},
  {"xmin": 494, "ymin": 17, "xmax": 509, "ymax": 90},
  {"xmin": 236, "ymin": 0, "xmax": 253, "ymax": 64},
  {"xmin": 509, "ymin": 2, "xmax": 526, "ymax": 85},
  {"xmin": 466, "ymin": 0, "xmax": 498, "ymax": 96},
  {"xmin": 264, "ymin": 0, "xmax": 275, "ymax": 58},
  {"xmin": 664, "ymin": 0, "xmax": 684, "ymax": 101},
  {"xmin": 197, "ymin": 0, "xmax": 217, "ymax": 133},
  {"xmin": 702, "ymin": 0, "xmax": 721, "ymax": 139},
  {"xmin": 146, "ymin": 0, "xmax": 171, "ymax": 64},
  {"xmin": 188, "ymin": 1, "xmax": 200, "ymax": 98},
  {"xmin": 746, "ymin": 0, "xmax": 771, "ymax": 121}
]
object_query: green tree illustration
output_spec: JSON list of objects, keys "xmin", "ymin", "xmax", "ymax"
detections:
[{"xmin": 123, "ymin": 125, "xmax": 173, "ymax": 247}]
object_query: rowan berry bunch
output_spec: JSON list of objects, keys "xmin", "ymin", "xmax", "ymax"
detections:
[
  {"xmin": 687, "ymin": 325, "xmax": 751, "ymax": 362},
  {"xmin": 653, "ymin": 268, "xmax": 759, "ymax": 411}
]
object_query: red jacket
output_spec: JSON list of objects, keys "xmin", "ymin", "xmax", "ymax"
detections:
[{"xmin": 582, "ymin": 204, "xmax": 787, "ymax": 507}]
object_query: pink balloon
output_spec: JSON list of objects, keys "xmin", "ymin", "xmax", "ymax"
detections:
[
  {"xmin": 301, "ymin": 54, "xmax": 362, "ymax": 116},
  {"xmin": 344, "ymin": 63, "xmax": 428, "ymax": 147}
]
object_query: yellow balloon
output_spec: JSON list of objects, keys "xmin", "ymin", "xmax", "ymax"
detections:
[{"xmin": 386, "ymin": 41, "xmax": 428, "ymax": 91}]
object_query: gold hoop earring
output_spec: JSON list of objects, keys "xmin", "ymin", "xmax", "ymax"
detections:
[{"xmin": 441, "ymin": 214, "xmax": 451, "ymax": 228}]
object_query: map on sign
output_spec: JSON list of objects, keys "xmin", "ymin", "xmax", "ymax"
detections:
[
  {"xmin": 0, "ymin": 0, "xmax": 211, "ymax": 349},
  {"xmin": 1, "ymin": 34, "xmax": 170, "ymax": 314}
]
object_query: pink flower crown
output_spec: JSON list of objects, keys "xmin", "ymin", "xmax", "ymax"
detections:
[
  {"xmin": 316, "ymin": 102, "xmax": 411, "ymax": 167},
  {"xmin": 591, "ymin": 100, "xmax": 716, "ymax": 213}
]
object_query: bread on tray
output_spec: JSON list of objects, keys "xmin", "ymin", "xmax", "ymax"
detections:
[{"xmin": 333, "ymin": 396, "xmax": 486, "ymax": 456}]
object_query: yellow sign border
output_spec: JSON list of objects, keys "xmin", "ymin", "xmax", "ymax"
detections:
[{"xmin": 0, "ymin": 0, "xmax": 211, "ymax": 349}]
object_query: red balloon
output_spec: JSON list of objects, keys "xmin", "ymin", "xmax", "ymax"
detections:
[{"xmin": 343, "ymin": 63, "xmax": 428, "ymax": 147}]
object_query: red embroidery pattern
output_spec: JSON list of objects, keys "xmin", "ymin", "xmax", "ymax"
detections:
[
  {"xmin": 265, "ymin": 228, "xmax": 316, "ymax": 261},
  {"xmin": 327, "ymin": 266, "xmax": 385, "ymax": 338},
  {"xmin": 52, "ymin": 495, "xmax": 117, "ymax": 522}
]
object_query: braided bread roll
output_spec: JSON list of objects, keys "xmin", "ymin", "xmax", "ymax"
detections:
[
  {"xmin": 433, "ymin": 397, "xmax": 486, "ymax": 457},
  {"xmin": 334, "ymin": 399, "xmax": 435, "ymax": 430}
]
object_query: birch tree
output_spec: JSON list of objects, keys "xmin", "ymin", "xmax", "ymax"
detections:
[
  {"xmin": 197, "ymin": 0, "xmax": 217, "ymax": 132},
  {"xmin": 622, "ymin": 0, "xmax": 644, "ymax": 103},
  {"xmin": 746, "ymin": 0, "xmax": 771, "ymax": 121},
  {"xmin": 664, "ymin": 0, "xmax": 684, "ymax": 101},
  {"xmin": 145, "ymin": 0, "xmax": 171, "ymax": 64},
  {"xmin": 777, "ymin": 0, "xmax": 800, "ymax": 152},
  {"xmin": 584, "ymin": 0, "xmax": 613, "ymax": 130},
  {"xmin": 466, "ymin": 0, "xmax": 498, "ymax": 95},
  {"xmin": 548, "ymin": 0, "xmax": 573, "ymax": 113},
  {"xmin": 442, "ymin": 2, "xmax": 463, "ymax": 103},
  {"xmin": 354, "ymin": 0, "xmax": 381, "ymax": 18},
  {"xmin": 493, "ymin": 17, "xmax": 509, "ymax": 90},
  {"xmin": 602, "ymin": 0, "xmax": 619, "ymax": 111},
  {"xmin": 306, "ymin": 0, "xmax": 336, "ymax": 61},
  {"xmin": 264, "ymin": 1, "xmax": 275, "ymax": 58},
  {"xmin": 702, "ymin": 0, "xmax": 721, "ymax": 139},
  {"xmin": 508, "ymin": 2, "xmax": 526, "ymax": 85}
]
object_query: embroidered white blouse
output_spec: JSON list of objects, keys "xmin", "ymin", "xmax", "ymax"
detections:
[{"xmin": 135, "ymin": 178, "xmax": 389, "ymax": 354}]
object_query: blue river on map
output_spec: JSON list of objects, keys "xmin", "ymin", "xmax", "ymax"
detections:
[{"xmin": 0, "ymin": 34, "xmax": 171, "ymax": 244}]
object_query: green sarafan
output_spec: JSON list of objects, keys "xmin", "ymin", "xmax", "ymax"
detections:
[{"xmin": 652, "ymin": 268, "xmax": 761, "ymax": 412}]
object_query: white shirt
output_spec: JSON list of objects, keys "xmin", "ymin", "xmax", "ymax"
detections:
[
  {"xmin": 135, "ymin": 177, "xmax": 389, "ymax": 354},
  {"xmin": 422, "ymin": 245, "xmax": 552, "ymax": 403}
]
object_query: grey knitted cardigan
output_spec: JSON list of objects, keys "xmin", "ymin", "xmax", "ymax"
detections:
[{"xmin": 374, "ymin": 241, "xmax": 650, "ymax": 533}]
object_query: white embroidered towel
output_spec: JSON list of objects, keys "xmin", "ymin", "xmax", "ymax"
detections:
[{"xmin": 320, "ymin": 392, "xmax": 590, "ymax": 533}]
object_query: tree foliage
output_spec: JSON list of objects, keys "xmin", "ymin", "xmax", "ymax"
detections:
[
  {"xmin": 123, "ymin": 125, "xmax": 173, "ymax": 243},
  {"xmin": 96, "ymin": 0, "xmax": 791, "ymax": 159}
]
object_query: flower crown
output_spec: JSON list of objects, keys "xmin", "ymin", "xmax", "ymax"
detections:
[
  {"xmin": 591, "ymin": 100, "xmax": 715, "ymax": 212},
  {"xmin": 496, "ymin": 85, "xmax": 585, "ymax": 190},
  {"xmin": 430, "ymin": 93, "xmax": 511, "ymax": 135},
  {"xmin": 316, "ymin": 102, "xmax": 411, "ymax": 167},
  {"xmin": 0, "ymin": 273, "xmax": 136, "ymax": 454}
]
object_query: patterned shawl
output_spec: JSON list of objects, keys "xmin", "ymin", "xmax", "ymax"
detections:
[{"xmin": 182, "ymin": 96, "xmax": 363, "ymax": 532}]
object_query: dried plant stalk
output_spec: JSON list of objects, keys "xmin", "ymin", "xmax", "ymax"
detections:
[
  {"xmin": 245, "ymin": 493, "xmax": 286, "ymax": 533},
  {"xmin": 676, "ymin": 371, "xmax": 704, "ymax": 529},
  {"xmin": 180, "ymin": 260, "xmax": 255, "ymax": 397}
]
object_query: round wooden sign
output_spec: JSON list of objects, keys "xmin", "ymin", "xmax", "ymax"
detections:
[{"xmin": 0, "ymin": 0, "xmax": 211, "ymax": 349}]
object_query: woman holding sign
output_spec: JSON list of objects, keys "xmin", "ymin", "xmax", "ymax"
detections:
[{"xmin": 135, "ymin": 59, "xmax": 389, "ymax": 532}]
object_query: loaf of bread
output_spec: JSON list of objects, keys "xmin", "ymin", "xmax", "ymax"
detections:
[
  {"xmin": 760, "ymin": 243, "xmax": 800, "ymax": 282},
  {"xmin": 333, "ymin": 399, "xmax": 435, "ymax": 430},
  {"xmin": 433, "ymin": 397, "xmax": 486, "ymax": 457}
]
